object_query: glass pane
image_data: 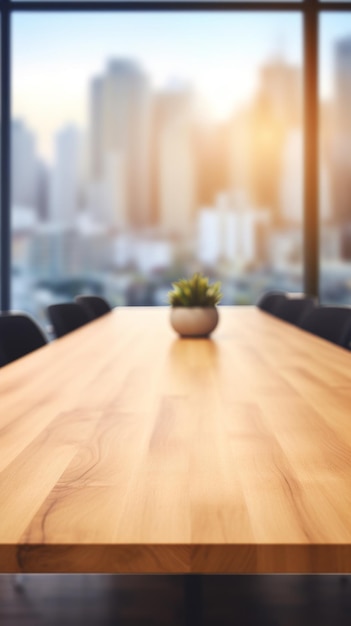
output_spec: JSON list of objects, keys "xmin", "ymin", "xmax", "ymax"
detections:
[
  {"xmin": 320, "ymin": 15, "xmax": 351, "ymax": 305},
  {"xmin": 12, "ymin": 13, "xmax": 302, "ymax": 323}
]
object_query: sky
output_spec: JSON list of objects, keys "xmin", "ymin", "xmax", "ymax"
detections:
[
  {"xmin": 11, "ymin": 11, "xmax": 351, "ymax": 162},
  {"xmin": 12, "ymin": 12, "xmax": 302, "ymax": 161}
]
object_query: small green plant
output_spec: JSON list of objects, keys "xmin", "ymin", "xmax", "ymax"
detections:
[{"xmin": 168, "ymin": 273, "xmax": 222, "ymax": 307}]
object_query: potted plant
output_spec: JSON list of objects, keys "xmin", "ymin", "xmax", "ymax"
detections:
[{"xmin": 168, "ymin": 272, "xmax": 222, "ymax": 337}]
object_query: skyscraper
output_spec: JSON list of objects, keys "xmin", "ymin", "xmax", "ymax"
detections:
[
  {"xmin": 89, "ymin": 77, "xmax": 104, "ymax": 181},
  {"xmin": 228, "ymin": 57, "xmax": 302, "ymax": 226},
  {"xmin": 259, "ymin": 57, "xmax": 302, "ymax": 127},
  {"xmin": 335, "ymin": 36, "xmax": 351, "ymax": 133},
  {"xmin": 49, "ymin": 124, "xmax": 82, "ymax": 225},
  {"xmin": 154, "ymin": 85, "xmax": 196, "ymax": 237},
  {"xmin": 331, "ymin": 36, "xmax": 351, "ymax": 245},
  {"xmin": 89, "ymin": 59, "xmax": 152, "ymax": 230},
  {"xmin": 11, "ymin": 119, "xmax": 39, "ymax": 211}
]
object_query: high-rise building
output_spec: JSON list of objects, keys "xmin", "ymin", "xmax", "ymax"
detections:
[
  {"xmin": 89, "ymin": 77, "xmax": 104, "ymax": 181},
  {"xmin": 280, "ymin": 128, "xmax": 303, "ymax": 224},
  {"xmin": 228, "ymin": 57, "xmax": 302, "ymax": 226},
  {"xmin": 330, "ymin": 36, "xmax": 351, "ymax": 253},
  {"xmin": 154, "ymin": 86, "xmax": 196, "ymax": 237},
  {"xmin": 36, "ymin": 159, "xmax": 50, "ymax": 222},
  {"xmin": 259, "ymin": 57, "xmax": 302, "ymax": 127},
  {"xmin": 89, "ymin": 59, "xmax": 152, "ymax": 229},
  {"xmin": 335, "ymin": 36, "xmax": 351, "ymax": 132},
  {"xmin": 194, "ymin": 121, "xmax": 229, "ymax": 208},
  {"xmin": 49, "ymin": 124, "xmax": 82, "ymax": 225},
  {"xmin": 11, "ymin": 119, "xmax": 39, "ymax": 210}
]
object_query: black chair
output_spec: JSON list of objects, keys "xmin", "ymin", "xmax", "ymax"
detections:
[
  {"xmin": 274, "ymin": 297, "xmax": 316, "ymax": 326},
  {"xmin": 75, "ymin": 295, "xmax": 111, "ymax": 320},
  {"xmin": 256, "ymin": 291, "xmax": 287, "ymax": 315},
  {"xmin": 47, "ymin": 303, "xmax": 91, "ymax": 339},
  {"xmin": 299, "ymin": 306, "xmax": 351, "ymax": 349},
  {"xmin": 0, "ymin": 312, "xmax": 48, "ymax": 367}
]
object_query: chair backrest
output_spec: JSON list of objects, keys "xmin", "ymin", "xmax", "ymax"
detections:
[
  {"xmin": 0, "ymin": 312, "xmax": 48, "ymax": 367},
  {"xmin": 47, "ymin": 303, "xmax": 91, "ymax": 339},
  {"xmin": 299, "ymin": 306, "xmax": 351, "ymax": 348},
  {"xmin": 274, "ymin": 297, "xmax": 316, "ymax": 325},
  {"xmin": 75, "ymin": 295, "xmax": 111, "ymax": 320},
  {"xmin": 256, "ymin": 291, "xmax": 287, "ymax": 315}
]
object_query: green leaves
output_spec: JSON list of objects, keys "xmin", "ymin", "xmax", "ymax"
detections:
[{"xmin": 168, "ymin": 273, "xmax": 222, "ymax": 307}]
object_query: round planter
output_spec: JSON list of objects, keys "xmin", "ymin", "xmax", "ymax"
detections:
[{"xmin": 170, "ymin": 307, "xmax": 219, "ymax": 338}]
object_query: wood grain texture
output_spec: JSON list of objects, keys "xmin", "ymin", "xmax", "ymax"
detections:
[{"xmin": 0, "ymin": 306, "xmax": 351, "ymax": 574}]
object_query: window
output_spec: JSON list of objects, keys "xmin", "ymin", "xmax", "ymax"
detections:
[
  {"xmin": 1, "ymin": 1, "xmax": 348, "ymax": 316},
  {"xmin": 320, "ymin": 13, "xmax": 351, "ymax": 305},
  {"xmin": 10, "ymin": 12, "xmax": 303, "ymax": 320}
]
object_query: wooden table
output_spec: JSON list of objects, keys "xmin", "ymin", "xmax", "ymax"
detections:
[{"xmin": 1, "ymin": 306, "xmax": 351, "ymax": 575}]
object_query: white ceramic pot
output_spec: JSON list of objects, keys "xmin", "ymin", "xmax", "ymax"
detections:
[{"xmin": 170, "ymin": 307, "xmax": 219, "ymax": 338}]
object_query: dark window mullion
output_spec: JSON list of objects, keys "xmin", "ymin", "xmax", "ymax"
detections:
[
  {"xmin": 7, "ymin": 3, "xmax": 307, "ymax": 12},
  {"xmin": 1, "ymin": 4, "xmax": 11, "ymax": 312},
  {"xmin": 304, "ymin": 0, "xmax": 319, "ymax": 298}
]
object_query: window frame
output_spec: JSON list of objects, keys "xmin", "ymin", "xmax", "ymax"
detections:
[{"xmin": 1, "ymin": 0, "xmax": 349, "ymax": 310}]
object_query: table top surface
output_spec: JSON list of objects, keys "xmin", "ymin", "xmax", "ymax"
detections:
[{"xmin": 1, "ymin": 306, "xmax": 351, "ymax": 574}]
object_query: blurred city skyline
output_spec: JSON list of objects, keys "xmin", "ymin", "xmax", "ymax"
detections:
[
  {"xmin": 10, "ymin": 13, "xmax": 351, "ymax": 321},
  {"xmin": 12, "ymin": 12, "xmax": 351, "ymax": 162},
  {"xmin": 13, "ymin": 12, "xmax": 302, "ymax": 161},
  {"xmin": 12, "ymin": 50, "xmax": 304, "ymax": 229}
]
